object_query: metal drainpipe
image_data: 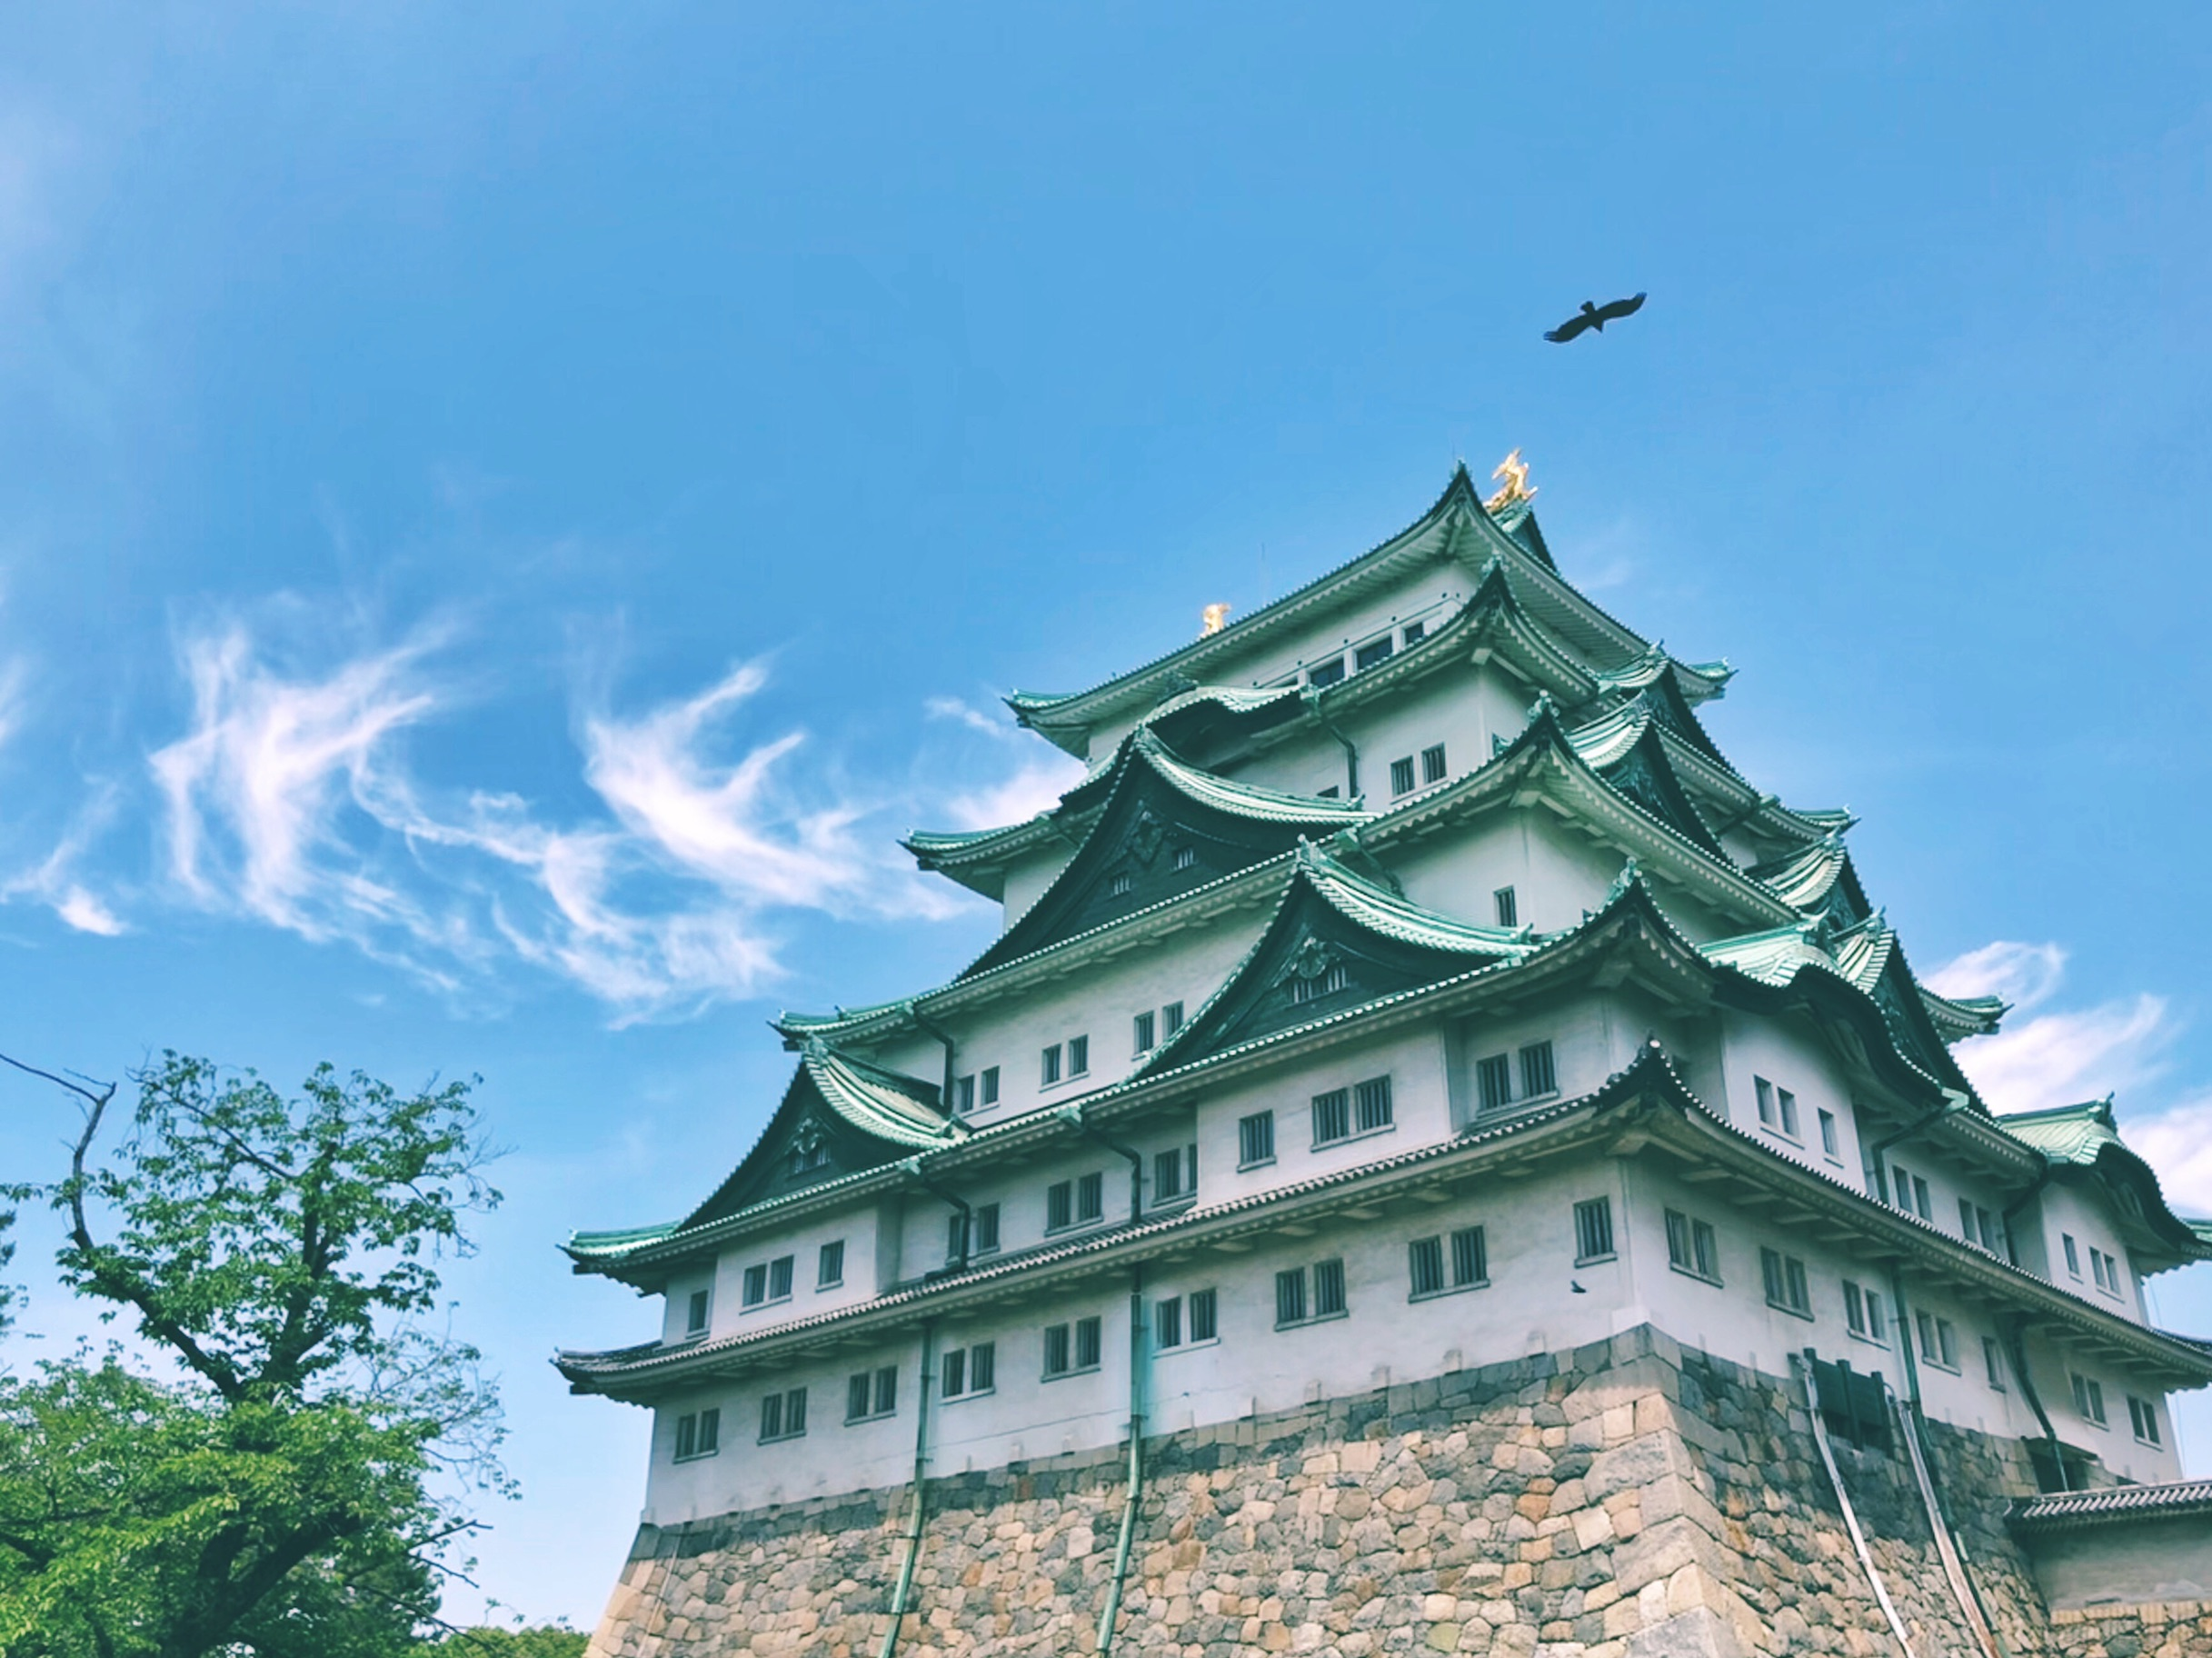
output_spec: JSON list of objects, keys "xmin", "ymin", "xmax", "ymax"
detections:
[
  {"xmin": 905, "ymin": 1159, "xmax": 971, "ymax": 1275},
  {"xmin": 1998, "ymin": 1162, "xmax": 2054, "ymax": 1271},
  {"xmin": 878, "ymin": 1319, "xmax": 938, "ymax": 1658},
  {"xmin": 1097, "ymin": 1262, "xmax": 1147, "ymax": 1655},
  {"xmin": 1056, "ymin": 1104, "xmax": 1147, "ymax": 1226},
  {"xmin": 1302, "ymin": 689, "xmax": 1360, "ymax": 801},
  {"xmin": 910, "ymin": 1005, "xmax": 957, "ymax": 1124},
  {"xmin": 1868, "ymin": 1095, "xmax": 1967, "ymax": 1206},
  {"xmin": 2001, "ymin": 1311, "xmax": 2069, "ymax": 1493}
]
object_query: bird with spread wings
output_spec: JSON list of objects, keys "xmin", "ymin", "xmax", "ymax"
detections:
[{"xmin": 1544, "ymin": 292, "xmax": 1647, "ymax": 343}]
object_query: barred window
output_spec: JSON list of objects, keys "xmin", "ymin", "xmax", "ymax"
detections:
[
  {"xmin": 974, "ymin": 1203, "xmax": 1000, "ymax": 1253},
  {"xmin": 1155, "ymin": 1296, "xmax": 1182, "ymax": 1349},
  {"xmin": 1390, "ymin": 756, "xmax": 1416, "ymax": 795},
  {"xmin": 1421, "ymin": 744, "xmax": 1448, "ymax": 784},
  {"xmin": 981, "ymin": 1066, "xmax": 1000, "ymax": 1105},
  {"xmin": 1477, "ymin": 1054, "xmax": 1512, "ymax": 1111},
  {"xmin": 1357, "ymin": 637, "xmax": 1395, "ymax": 672},
  {"xmin": 1519, "ymin": 1041, "xmax": 1556, "ymax": 1098},
  {"xmin": 1311, "ymin": 1088, "xmax": 1351, "ymax": 1145},
  {"xmin": 673, "ymin": 1407, "xmax": 721, "ymax": 1461},
  {"xmin": 1189, "ymin": 1287, "xmax": 1218, "ymax": 1342},
  {"xmin": 1762, "ymin": 1248, "xmax": 1812, "ymax": 1318},
  {"xmin": 1069, "ymin": 1035, "xmax": 1090, "ymax": 1075},
  {"xmin": 1161, "ymin": 1001, "xmax": 1185, "ymax": 1036},
  {"xmin": 1493, "ymin": 886, "xmax": 1518, "ymax": 928},
  {"xmin": 1354, "ymin": 1075, "xmax": 1393, "ymax": 1133},
  {"xmin": 1452, "ymin": 1225, "xmax": 1487, "ymax": 1285},
  {"xmin": 1275, "ymin": 1267, "xmax": 1307, "ymax": 1326},
  {"xmin": 1133, "ymin": 1010, "xmax": 1155, "ymax": 1054},
  {"xmin": 685, "ymin": 1289, "xmax": 710, "ymax": 1334},
  {"xmin": 1239, "ymin": 1110, "xmax": 1276, "ymax": 1167},
  {"xmin": 1313, "ymin": 1258, "xmax": 1346, "ymax": 1318},
  {"xmin": 2127, "ymin": 1393, "xmax": 2160, "ymax": 1445},
  {"xmin": 767, "ymin": 1255, "xmax": 794, "ymax": 1300},
  {"xmin": 1077, "ymin": 1171, "xmax": 1104, "ymax": 1223},
  {"xmin": 758, "ymin": 1388, "xmax": 806, "ymax": 1443},
  {"xmin": 1409, "ymin": 1235, "xmax": 1446, "ymax": 1298},
  {"xmin": 1573, "ymin": 1197, "xmax": 1615, "ymax": 1263},
  {"xmin": 817, "ymin": 1240, "xmax": 844, "ymax": 1288},
  {"xmin": 1664, "ymin": 1209, "xmax": 1719, "ymax": 1283}
]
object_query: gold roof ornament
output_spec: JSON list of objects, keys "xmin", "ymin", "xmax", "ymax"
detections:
[
  {"xmin": 1201, "ymin": 602, "xmax": 1231, "ymax": 637},
  {"xmin": 1484, "ymin": 448, "xmax": 1536, "ymax": 514}
]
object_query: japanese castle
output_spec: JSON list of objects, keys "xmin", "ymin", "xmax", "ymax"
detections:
[{"xmin": 559, "ymin": 464, "xmax": 2212, "ymax": 1643}]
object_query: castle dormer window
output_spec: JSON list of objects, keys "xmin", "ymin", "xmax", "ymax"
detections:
[{"xmin": 1109, "ymin": 871, "xmax": 1134, "ymax": 898}]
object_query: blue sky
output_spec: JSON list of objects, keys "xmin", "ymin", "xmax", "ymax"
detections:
[{"xmin": 3, "ymin": 2, "xmax": 2212, "ymax": 1627}]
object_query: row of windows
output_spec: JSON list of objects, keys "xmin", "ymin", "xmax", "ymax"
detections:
[
  {"xmin": 1107, "ymin": 846, "xmax": 1200, "ymax": 898},
  {"xmin": 1235, "ymin": 1074, "xmax": 1396, "ymax": 1169},
  {"xmin": 702, "ymin": 1238, "xmax": 849, "ymax": 1330},
  {"xmin": 1752, "ymin": 1074, "xmax": 1842, "ymax": 1159},
  {"xmin": 1041, "ymin": 1037, "xmax": 1090, "ymax": 1086},
  {"xmin": 1891, "ymin": 1157, "xmax": 2017, "ymax": 1264},
  {"xmin": 2063, "ymin": 1234, "xmax": 2128, "ymax": 1301},
  {"xmin": 1131, "ymin": 1003, "xmax": 1186, "ymax": 1054},
  {"xmin": 1477, "ymin": 1041, "xmax": 1555, "ymax": 1112},
  {"xmin": 1300, "ymin": 618, "xmax": 1429, "ymax": 691},
  {"xmin": 1386, "ymin": 744, "xmax": 1450, "ymax": 798}
]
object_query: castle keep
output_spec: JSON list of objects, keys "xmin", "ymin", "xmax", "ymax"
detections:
[{"xmin": 560, "ymin": 464, "xmax": 2212, "ymax": 1656}]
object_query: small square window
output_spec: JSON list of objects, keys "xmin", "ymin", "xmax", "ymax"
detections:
[
  {"xmin": 981, "ymin": 1066, "xmax": 1000, "ymax": 1105},
  {"xmin": 1161, "ymin": 1001, "xmax": 1185, "ymax": 1036},
  {"xmin": 1109, "ymin": 871, "xmax": 1133, "ymax": 898},
  {"xmin": 1574, "ymin": 1197, "xmax": 1615, "ymax": 1263},
  {"xmin": 1069, "ymin": 1035, "xmax": 1089, "ymax": 1075},
  {"xmin": 1476, "ymin": 1053, "xmax": 1512, "ymax": 1112},
  {"xmin": 1239, "ymin": 1110, "xmax": 1276, "ymax": 1167},
  {"xmin": 1493, "ymin": 886, "xmax": 1518, "ymax": 928},
  {"xmin": 1390, "ymin": 756, "xmax": 1416, "ymax": 796},
  {"xmin": 1356, "ymin": 637, "xmax": 1394, "ymax": 671},
  {"xmin": 1402, "ymin": 620, "xmax": 1426, "ymax": 645},
  {"xmin": 1189, "ymin": 1286, "xmax": 1218, "ymax": 1342},
  {"xmin": 1133, "ymin": 1011, "xmax": 1156, "ymax": 1054},
  {"xmin": 1519, "ymin": 1041, "xmax": 1556, "ymax": 1099},
  {"xmin": 685, "ymin": 1288, "xmax": 711, "ymax": 1334},
  {"xmin": 1307, "ymin": 657, "xmax": 1345, "ymax": 688},
  {"xmin": 974, "ymin": 1203, "xmax": 1001, "ymax": 1253},
  {"xmin": 1312, "ymin": 1088, "xmax": 1351, "ymax": 1145},
  {"xmin": 1421, "ymin": 744, "xmax": 1448, "ymax": 784},
  {"xmin": 1172, "ymin": 846, "xmax": 1197, "ymax": 872},
  {"xmin": 817, "ymin": 1241, "xmax": 844, "ymax": 1289},
  {"xmin": 1041, "ymin": 1044, "xmax": 1062, "ymax": 1086}
]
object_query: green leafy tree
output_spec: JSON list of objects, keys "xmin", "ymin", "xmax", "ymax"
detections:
[
  {"xmin": 414, "ymin": 1625, "xmax": 588, "ymax": 1657},
  {"xmin": 0, "ymin": 1052, "xmax": 504, "ymax": 1658}
]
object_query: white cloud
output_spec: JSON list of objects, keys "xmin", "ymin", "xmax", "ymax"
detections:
[
  {"xmin": 2130, "ymin": 1097, "xmax": 2212, "ymax": 1217},
  {"xmin": 924, "ymin": 694, "xmax": 1085, "ymax": 831},
  {"xmin": 140, "ymin": 617, "xmax": 1050, "ymax": 1017},
  {"xmin": 1932, "ymin": 939, "xmax": 2177, "ymax": 1115}
]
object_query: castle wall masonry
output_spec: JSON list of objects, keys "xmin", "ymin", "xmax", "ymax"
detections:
[{"xmin": 584, "ymin": 1326, "xmax": 2212, "ymax": 1658}]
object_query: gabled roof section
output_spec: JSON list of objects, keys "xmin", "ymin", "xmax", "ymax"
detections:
[
  {"xmin": 1141, "ymin": 842, "xmax": 1533, "ymax": 1072},
  {"xmin": 1748, "ymin": 836, "xmax": 1871, "ymax": 929},
  {"xmin": 1997, "ymin": 1099, "xmax": 2212, "ymax": 1267},
  {"xmin": 956, "ymin": 730, "xmax": 1367, "ymax": 980},
  {"xmin": 663, "ymin": 1044, "xmax": 959, "ymax": 1239},
  {"xmin": 1594, "ymin": 642, "xmax": 1735, "ymax": 707},
  {"xmin": 1005, "ymin": 465, "xmax": 1657, "ymax": 757},
  {"xmin": 1563, "ymin": 700, "xmax": 1727, "ymax": 857}
]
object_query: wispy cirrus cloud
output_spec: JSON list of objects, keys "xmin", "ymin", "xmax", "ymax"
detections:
[
  {"xmin": 924, "ymin": 695, "xmax": 1085, "ymax": 831},
  {"xmin": 132, "ymin": 614, "xmax": 1039, "ymax": 1017}
]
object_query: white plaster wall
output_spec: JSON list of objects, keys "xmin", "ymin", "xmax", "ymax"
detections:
[
  {"xmin": 999, "ymin": 843, "xmax": 1078, "ymax": 930},
  {"xmin": 1715, "ymin": 1007, "xmax": 1866, "ymax": 1190},
  {"xmin": 2031, "ymin": 1180, "xmax": 2145, "ymax": 1323}
]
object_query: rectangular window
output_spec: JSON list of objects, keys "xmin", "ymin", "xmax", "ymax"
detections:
[
  {"xmin": 1519, "ymin": 1041, "xmax": 1557, "ymax": 1099},
  {"xmin": 1109, "ymin": 871, "xmax": 1133, "ymax": 897},
  {"xmin": 1913, "ymin": 1175, "xmax": 1933, "ymax": 1221},
  {"xmin": 1041, "ymin": 1044, "xmax": 1062, "ymax": 1086},
  {"xmin": 1818, "ymin": 1109, "xmax": 1839, "ymax": 1157},
  {"xmin": 1761, "ymin": 1248, "xmax": 1811, "ymax": 1317},
  {"xmin": 1041, "ymin": 1319, "xmax": 1098, "ymax": 1375},
  {"xmin": 2128, "ymin": 1394, "xmax": 2162, "ymax": 1446},
  {"xmin": 1312, "ymin": 1088, "xmax": 1351, "ymax": 1145},
  {"xmin": 1042, "ymin": 1323, "xmax": 1070, "ymax": 1377},
  {"xmin": 1936, "ymin": 1318, "xmax": 1958, "ymax": 1370},
  {"xmin": 1355, "ymin": 636, "xmax": 1394, "ymax": 671},
  {"xmin": 1959, "ymin": 1196, "xmax": 1978, "ymax": 1244},
  {"xmin": 1574, "ymin": 1196, "xmax": 1615, "ymax": 1263},
  {"xmin": 974, "ymin": 1203, "xmax": 1000, "ymax": 1253},
  {"xmin": 686, "ymin": 1288, "xmax": 711, "ymax": 1335},
  {"xmin": 759, "ymin": 1388, "xmax": 806, "ymax": 1443},
  {"xmin": 768, "ymin": 1255, "xmax": 794, "ymax": 1300},
  {"xmin": 1984, "ymin": 1338, "xmax": 2007, "ymax": 1391},
  {"xmin": 1402, "ymin": 620, "xmax": 1426, "ymax": 645},
  {"xmin": 1189, "ymin": 1286, "xmax": 1218, "ymax": 1342},
  {"xmin": 1290, "ymin": 962, "xmax": 1349, "ymax": 1002},
  {"xmin": 742, "ymin": 1263, "xmax": 768, "ymax": 1307},
  {"xmin": 970, "ymin": 1341, "xmax": 995, "ymax": 1393},
  {"xmin": 956, "ymin": 1074, "xmax": 976, "ymax": 1114},
  {"xmin": 1047, "ymin": 1180, "xmax": 1072, "ymax": 1231},
  {"xmin": 848, "ymin": 1371, "xmax": 873, "ymax": 1423},
  {"xmin": 1778, "ymin": 1088, "xmax": 1799, "ymax": 1139},
  {"xmin": 1844, "ymin": 1280, "xmax": 1867, "ymax": 1336},
  {"xmin": 2072, "ymin": 1373, "xmax": 2107, "ymax": 1427},
  {"xmin": 1450, "ymin": 1225, "xmax": 1487, "ymax": 1287},
  {"xmin": 1354, "ymin": 1075, "xmax": 1394, "ymax": 1133},
  {"xmin": 674, "ymin": 1406, "xmax": 722, "ymax": 1461},
  {"xmin": 1075, "ymin": 1314, "xmax": 1101, "ymax": 1369},
  {"xmin": 1153, "ymin": 1146, "xmax": 1186, "ymax": 1202},
  {"xmin": 1756, "ymin": 1076, "xmax": 1777, "ymax": 1128},
  {"xmin": 981, "ymin": 1066, "xmax": 1001, "ymax": 1105},
  {"xmin": 1493, "ymin": 886, "xmax": 1518, "ymax": 928},
  {"xmin": 1313, "ymin": 1257, "xmax": 1346, "ymax": 1317},
  {"xmin": 1068, "ymin": 1035, "xmax": 1089, "ymax": 1075},
  {"xmin": 1307, "ymin": 657, "xmax": 1345, "ymax": 688},
  {"xmin": 817, "ymin": 1241, "xmax": 844, "ymax": 1289},
  {"xmin": 1161, "ymin": 1001, "xmax": 1184, "ymax": 1036},
  {"xmin": 1420, "ymin": 744, "xmax": 1448, "ymax": 784},
  {"xmin": 1238, "ymin": 1110, "xmax": 1276, "ymax": 1167},
  {"xmin": 1155, "ymin": 1295, "xmax": 1182, "ymax": 1349},
  {"xmin": 1978, "ymin": 1209, "xmax": 2003, "ymax": 1255},
  {"xmin": 1172, "ymin": 845, "xmax": 1197, "ymax": 872},
  {"xmin": 1409, "ymin": 1235, "xmax": 1446, "ymax": 1298},
  {"xmin": 1665, "ymin": 1210, "xmax": 1720, "ymax": 1283},
  {"xmin": 1477, "ymin": 1054, "xmax": 1513, "ymax": 1111},
  {"xmin": 946, "ymin": 1211, "xmax": 968, "ymax": 1263},
  {"xmin": 1132, "ymin": 1011, "xmax": 1156, "ymax": 1054},
  {"xmin": 1276, "ymin": 1267, "xmax": 1307, "ymax": 1325},
  {"xmin": 2062, "ymin": 1234, "xmax": 2081, "ymax": 1277},
  {"xmin": 1077, "ymin": 1171, "xmax": 1104, "ymax": 1223},
  {"xmin": 942, "ymin": 1345, "xmax": 965, "ymax": 1399},
  {"xmin": 1915, "ymin": 1313, "xmax": 1958, "ymax": 1372},
  {"xmin": 1390, "ymin": 756, "xmax": 1416, "ymax": 796}
]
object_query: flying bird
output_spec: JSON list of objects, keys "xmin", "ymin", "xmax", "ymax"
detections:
[{"xmin": 1544, "ymin": 292, "xmax": 1647, "ymax": 344}]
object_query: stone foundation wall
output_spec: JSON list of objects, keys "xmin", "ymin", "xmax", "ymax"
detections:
[{"xmin": 584, "ymin": 1327, "xmax": 2207, "ymax": 1657}]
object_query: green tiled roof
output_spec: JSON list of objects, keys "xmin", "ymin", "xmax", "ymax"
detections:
[
  {"xmin": 1996, "ymin": 1097, "xmax": 2126, "ymax": 1165},
  {"xmin": 1297, "ymin": 840, "xmax": 1533, "ymax": 955},
  {"xmin": 800, "ymin": 1042, "xmax": 960, "ymax": 1149}
]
